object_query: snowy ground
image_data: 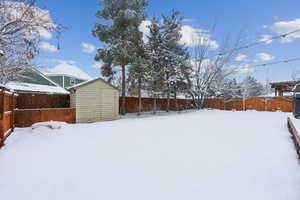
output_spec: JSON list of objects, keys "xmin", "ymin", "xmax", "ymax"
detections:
[{"xmin": 0, "ymin": 110, "xmax": 300, "ymax": 200}]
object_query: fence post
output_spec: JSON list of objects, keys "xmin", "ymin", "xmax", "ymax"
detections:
[
  {"xmin": 264, "ymin": 97, "xmax": 268, "ymax": 111},
  {"xmin": 11, "ymin": 92, "xmax": 15, "ymax": 132},
  {"xmin": 243, "ymin": 96, "xmax": 246, "ymax": 111},
  {"xmin": 0, "ymin": 89, "xmax": 4, "ymax": 147}
]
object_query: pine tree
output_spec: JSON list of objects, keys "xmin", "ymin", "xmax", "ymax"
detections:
[
  {"xmin": 93, "ymin": 0, "xmax": 148, "ymax": 115},
  {"xmin": 128, "ymin": 42, "xmax": 149, "ymax": 115},
  {"xmin": 240, "ymin": 76, "xmax": 264, "ymax": 97},
  {"xmin": 160, "ymin": 10, "xmax": 185, "ymax": 111},
  {"xmin": 145, "ymin": 17, "xmax": 166, "ymax": 113}
]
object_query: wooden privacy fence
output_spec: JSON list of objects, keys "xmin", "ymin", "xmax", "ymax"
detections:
[
  {"xmin": 0, "ymin": 87, "xmax": 17, "ymax": 147},
  {"xmin": 122, "ymin": 97, "xmax": 194, "ymax": 113},
  {"xmin": 17, "ymin": 93, "xmax": 70, "ymax": 109},
  {"xmin": 14, "ymin": 108, "xmax": 76, "ymax": 127},
  {"xmin": 287, "ymin": 117, "xmax": 300, "ymax": 158},
  {"xmin": 0, "ymin": 89, "xmax": 75, "ymax": 148},
  {"xmin": 203, "ymin": 97, "xmax": 293, "ymax": 112}
]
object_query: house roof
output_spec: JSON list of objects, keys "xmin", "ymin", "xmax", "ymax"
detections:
[
  {"xmin": 6, "ymin": 81, "xmax": 69, "ymax": 94},
  {"xmin": 46, "ymin": 74, "xmax": 87, "ymax": 81},
  {"xmin": 67, "ymin": 77, "xmax": 119, "ymax": 91},
  {"xmin": 42, "ymin": 64, "xmax": 92, "ymax": 81},
  {"xmin": 5, "ymin": 66, "xmax": 69, "ymax": 94}
]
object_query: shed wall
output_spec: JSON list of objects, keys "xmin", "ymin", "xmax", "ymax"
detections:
[{"xmin": 74, "ymin": 80, "xmax": 119, "ymax": 123}]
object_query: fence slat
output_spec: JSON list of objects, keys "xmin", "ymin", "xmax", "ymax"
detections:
[
  {"xmin": 204, "ymin": 97, "xmax": 293, "ymax": 112},
  {"xmin": 121, "ymin": 97, "xmax": 194, "ymax": 113}
]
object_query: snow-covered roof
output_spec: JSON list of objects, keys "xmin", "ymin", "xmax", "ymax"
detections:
[
  {"xmin": 6, "ymin": 81, "xmax": 69, "ymax": 94},
  {"xmin": 67, "ymin": 77, "xmax": 119, "ymax": 91},
  {"xmin": 260, "ymin": 92, "xmax": 293, "ymax": 97},
  {"xmin": 42, "ymin": 63, "xmax": 92, "ymax": 81}
]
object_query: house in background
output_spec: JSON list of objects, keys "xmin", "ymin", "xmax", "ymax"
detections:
[
  {"xmin": 42, "ymin": 64, "xmax": 92, "ymax": 88},
  {"xmin": 6, "ymin": 67, "xmax": 69, "ymax": 94},
  {"xmin": 46, "ymin": 74, "xmax": 87, "ymax": 88}
]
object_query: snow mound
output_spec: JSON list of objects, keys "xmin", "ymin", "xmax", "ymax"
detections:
[{"xmin": 32, "ymin": 121, "xmax": 68, "ymax": 130}]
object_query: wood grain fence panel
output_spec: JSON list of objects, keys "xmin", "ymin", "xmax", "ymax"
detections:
[
  {"xmin": 122, "ymin": 97, "xmax": 194, "ymax": 113},
  {"xmin": 14, "ymin": 108, "xmax": 76, "ymax": 128},
  {"xmin": 0, "ymin": 89, "xmax": 16, "ymax": 148},
  {"xmin": 17, "ymin": 93, "xmax": 70, "ymax": 109},
  {"xmin": 204, "ymin": 97, "xmax": 293, "ymax": 113}
]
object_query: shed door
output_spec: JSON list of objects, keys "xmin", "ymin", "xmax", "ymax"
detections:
[{"xmin": 100, "ymin": 89, "xmax": 116, "ymax": 120}]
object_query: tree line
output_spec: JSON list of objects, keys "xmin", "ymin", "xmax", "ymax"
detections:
[{"xmin": 92, "ymin": 0, "xmax": 271, "ymax": 115}]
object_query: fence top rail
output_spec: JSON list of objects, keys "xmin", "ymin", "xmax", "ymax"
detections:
[{"xmin": 15, "ymin": 108, "xmax": 75, "ymax": 111}]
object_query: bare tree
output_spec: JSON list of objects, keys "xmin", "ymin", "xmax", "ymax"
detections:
[
  {"xmin": 188, "ymin": 32, "xmax": 243, "ymax": 109},
  {"xmin": 291, "ymin": 69, "xmax": 300, "ymax": 81},
  {"xmin": 0, "ymin": 0, "xmax": 60, "ymax": 84}
]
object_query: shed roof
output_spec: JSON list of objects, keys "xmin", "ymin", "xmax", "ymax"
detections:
[{"xmin": 67, "ymin": 77, "xmax": 119, "ymax": 91}]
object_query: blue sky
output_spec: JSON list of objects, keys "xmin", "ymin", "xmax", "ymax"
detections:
[{"xmin": 35, "ymin": 0, "xmax": 300, "ymax": 82}]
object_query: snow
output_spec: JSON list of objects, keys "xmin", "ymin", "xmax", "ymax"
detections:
[
  {"xmin": 42, "ymin": 60, "xmax": 92, "ymax": 81},
  {"xmin": 31, "ymin": 121, "xmax": 68, "ymax": 130},
  {"xmin": 1, "ymin": 110, "xmax": 300, "ymax": 200},
  {"xmin": 6, "ymin": 81, "xmax": 69, "ymax": 94},
  {"xmin": 262, "ymin": 92, "xmax": 293, "ymax": 97}
]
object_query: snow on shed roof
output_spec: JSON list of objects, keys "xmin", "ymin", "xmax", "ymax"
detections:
[
  {"xmin": 6, "ymin": 81, "xmax": 69, "ymax": 94},
  {"xmin": 67, "ymin": 77, "xmax": 119, "ymax": 91}
]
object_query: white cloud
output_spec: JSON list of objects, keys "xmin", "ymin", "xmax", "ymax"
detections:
[
  {"xmin": 259, "ymin": 34, "xmax": 273, "ymax": 44},
  {"xmin": 81, "ymin": 42, "xmax": 96, "ymax": 54},
  {"xmin": 92, "ymin": 63, "xmax": 103, "ymax": 69},
  {"xmin": 180, "ymin": 25, "xmax": 219, "ymax": 49},
  {"xmin": 235, "ymin": 54, "xmax": 248, "ymax": 62},
  {"xmin": 234, "ymin": 64, "xmax": 254, "ymax": 73},
  {"xmin": 39, "ymin": 42, "xmax": 58, "ymax": 52},
  {"xmin": 272, "ymin": 18, "xmax": 300, "ymax": 43},
  {"xmin": 257, "ymin": 53, "xmax": 275, "ymax": 61},
  {"xmin": 139, "ymin": 21, "xmax": 219, "ymax": 48},
  {"xmin": 183, "ymin": 18, "xmax": 196, "ymax": 23},
  {"xmin": 43, "ymin": 59, "xmax": 92, "ymax": 80}
]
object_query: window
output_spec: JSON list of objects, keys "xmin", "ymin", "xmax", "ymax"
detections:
[{"xmin": 70, "ymin": 78, "xmax": 75, "ymax": 85}]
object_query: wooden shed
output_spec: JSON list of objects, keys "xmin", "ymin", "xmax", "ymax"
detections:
[{"xmin": 68, "ymin": 78, "xmax": 119, "ymax": 123}]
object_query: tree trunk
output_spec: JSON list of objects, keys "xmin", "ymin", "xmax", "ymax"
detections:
[
  {"xmin": 121, "ymin": 64, "xmax": 126, "ymax": 115},
  {"xmin": 153, "ymin": 94, "xmax": 157, "ymax": 114},
  {"xmin": 167, "ymin": 91, "xmax": 170, "ymax": 112},
  {"xmin": 166, "ymin": 75, "xmax": 170, "ymax": 112},
  {"xmin": 174, "ymin": 92, "xmax": 178, "ymax": 111},
  {"xmin": 138, "ymin": 77, "xmax": 142, "ymax": 115}
]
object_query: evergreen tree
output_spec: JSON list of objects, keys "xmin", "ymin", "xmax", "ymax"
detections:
[
  {"xmin": 145, "ymin": 17, "xmax": 166, "ymax": 113},
  {"xmin": 145, "ymin": 10, "xmax": 190, "ymax": 112},
  {"xmin": 160, "ymin": 10, "xmax": 186, "ymax": 111},
  {"xmin": 240, "ymin": 76, "xmax": 264, "ymax": 97},
  {"xmin": 93, "ymin": 0, "xmax": 148, "ymax": 115},
  {"xmin": 128, "ymin": 42, "xmax": 149, "ymax": 114}
]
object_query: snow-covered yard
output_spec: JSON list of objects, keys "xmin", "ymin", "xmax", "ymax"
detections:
[{"xmin": 0, "ymin": 110, "xmax": 300, "ymax": 200}]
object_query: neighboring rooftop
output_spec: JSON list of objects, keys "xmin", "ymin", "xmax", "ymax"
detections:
[
  {"xmin": 6, "ymin": 81, "xmax": 69, "ymax": 94},
  {"xmin": 42, "ymin": 62, "xmax": 92, "ymax": 81},
  {"xmin": 68, "ymin": 77, "xmax": 119, "ymax": 91}
]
